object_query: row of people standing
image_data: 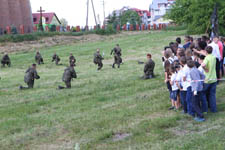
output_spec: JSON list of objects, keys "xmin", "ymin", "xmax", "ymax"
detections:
[{"xmin": 163, "ymin": 35, "xmax": 224, "ymax": 122}]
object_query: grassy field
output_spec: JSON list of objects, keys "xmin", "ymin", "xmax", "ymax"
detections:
[{"xmin": 0, "ymin": 31, "xmax": 225, "ymax": 150}]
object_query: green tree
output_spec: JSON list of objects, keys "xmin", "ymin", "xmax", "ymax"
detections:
[
  {"xmin": 120, "ymin": 10, "xmax": 141, "ymax": 26},
  {"xmin": 165, "ymin": 0, "xmax": 225, "ymax": 35}
]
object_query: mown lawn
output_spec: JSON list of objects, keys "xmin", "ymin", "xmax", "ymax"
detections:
[{"xmin": 0, "ymin": 31, "xmax": 225, "ymax": 150}]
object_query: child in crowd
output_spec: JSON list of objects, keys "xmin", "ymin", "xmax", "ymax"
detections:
[
  {"xmin": 170, "ymin": 65, "xmax": 179, "ymax": 110},
  {"xmin": 180, "ymin": 56, "xmax": 195, "ymax": 117},
  {"xmin": 176, "ymin": 64, "xmax": 187, "ymax": 113},
  {"xmin": 187, "ymin": 60, "xmax": 206, "ymax": 122},
  {"xmin": 164, "ymin": 50, "xmax": 174, "ymax": 110}
]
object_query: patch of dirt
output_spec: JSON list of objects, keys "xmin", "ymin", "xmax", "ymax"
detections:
[
  {"xmin": 0, "ymin": 31, "xmax": 150, "ymax": 54},
  {"xmin": 112, "ymin": 133, "xmax": 132, "ymax": 142}
]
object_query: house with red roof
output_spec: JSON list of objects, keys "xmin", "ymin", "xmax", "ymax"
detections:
[
  {"xmin": 32, "ymin": 12, "xmax": 61, "ymax": 30},
  {"xmin": 131, "ymin": 8, "xmax": 151, "ymax": 25}
]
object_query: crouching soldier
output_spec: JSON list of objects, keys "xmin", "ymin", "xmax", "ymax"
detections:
[
  {"xmin": 52, "ymin": 52, "xmax": 61, "ymax": 65},
  {"xmin": 111, "ymin": 44, "xmax": 122, "ymax": 68},
  {"xmin": 20, "ymin": 64, "xmax": 40, "ymax": 89},
  {"xmin": 93, "ymin": 49, "xmax": 104, "ymax": 70},
  {"xmin": 69, "ymin": 53, "xmax": 76, "ymax": 66},
  {"xmin": 35, "ymin": 51, "xmax": 44, "ymax": 65},
  {"xmin": 1, "ymin": 53, "xmax": 11, "ymax": 67},
  {"xmin": 58, "ymin": 64, "xmax": 77, "ymax": 89},
  {"xmin": 142, "ymin": 54, "xmax": 155, "ymax": 79}
]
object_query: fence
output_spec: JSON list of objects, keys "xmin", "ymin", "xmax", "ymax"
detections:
[{"xmin": 0, "ymin": 23, "xmax": 168, "ymax": 35}]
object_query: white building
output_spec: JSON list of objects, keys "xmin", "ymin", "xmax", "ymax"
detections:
[{"xmin": 149, "ymin": 0, "xmax": 175, "ymax": 25}]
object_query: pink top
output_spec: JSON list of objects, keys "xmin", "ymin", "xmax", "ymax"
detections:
[{"xmin": 218, "ymin": 41, "xmax": 223, "ymax": 59}]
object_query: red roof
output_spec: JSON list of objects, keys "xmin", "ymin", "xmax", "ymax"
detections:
[
  {"xmin": 32, "ymin": 12, "xmax": 61, "ymax": 24},
  {"xmin": 130, "ymin": 8, "xmax": 151, "ymax": 17}
]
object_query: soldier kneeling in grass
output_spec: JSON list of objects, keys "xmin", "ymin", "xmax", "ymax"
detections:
[
  {"xmin": 142, "ymin": 53, "xmax": 155, "ymax": 79},
  {"xmin": 35, "ymin": 51, "xmax": 44, "ymax": 65},
  {"xmin": 52, "ymin": 52, "xmax": 61, "ymax": 65},
  {"xmin": 20, "ymin": 64, "xmax": 40, "ymax": 89},
  {"xmin": 1, "ymin": 53, "xmax": 11, "ymax": 67},
  {"xmin": 58, "ymin": 63, "xmax": 77, "ymax": 89}
]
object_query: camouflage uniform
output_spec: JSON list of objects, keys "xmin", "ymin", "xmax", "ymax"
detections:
[
  {"xmin": 1, "ymin": 54, "xmax": 11, "ymax": 67},
  {"xmin": 93, "ymin": 51, "xmax": 104, "ymax": 70},
  {"xmin": 60, "ymin": 66, "xmax": 77, "ymax": 89},
  {"xmin": 69, "ymin": 55, "xmax": 76, "ymax": 66},
  {"xmin": 21, "ymin": 67, "xmax": 40, "ymax": 89},
  {"xmin": 111, "ymin": 46, "xmax": 122, "ymax": 68},
  {"xmin": 143, "ymin": 58, "xmax": 155, "ymax": 79},
  {"xmin": 52, "ymin": 53, "xmax": 61, "ymax": 65},
  {"xmin": 35, "ymin": 52, "xmax": 44, "ymax": 65}
]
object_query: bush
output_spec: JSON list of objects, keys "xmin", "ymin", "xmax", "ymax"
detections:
[
  {"xmin": 0, "ymin": 30, "xmax": 97, "ymax": 43},
  {"xmin": 95, "ymin": 24, "xmax": 117, "ymax": 35},
  {"xmin": 163, "ymin": 24, "xmax": 187, "ymax": 31}
]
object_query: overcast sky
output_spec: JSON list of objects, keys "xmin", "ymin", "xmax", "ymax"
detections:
[{"xmin": 30, "ymin": 0, "xmax": 153, "ymax": 27}]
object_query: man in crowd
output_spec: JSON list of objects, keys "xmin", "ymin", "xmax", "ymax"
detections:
[
  {"xmin": 1, "ymin": 53, "xmax": 11, "ymax": 67},
  {"xmin": 93, "ymin": 49, "xmax": 104, "ymax": 70},
  {"xmin": 183, "ymin": 36, "xmax": 191, "ymax": 50},
  {"xmin": 208, "ymin": 36, "xmax": 221, "ymax": 80},
  {"xmin": 20, "ymin": 64, "xmax": 40, "ymax": 89},
  {"xmin": 202, "ymin": 46, "xmax": 218, "ymax": 113},
  {"xmin": 111, "ymin": 44, "xmax": 122, "ymax": 68},
  {"xmin": 176, "ymin": 37, "xmax": 183, "ymax": 48}
]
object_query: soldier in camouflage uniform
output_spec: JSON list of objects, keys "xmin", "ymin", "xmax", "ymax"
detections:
[
  {"xmin": 69, "ymin": 53, "xmax": 76, "ymax": 66},
  {"xmin": 111, "ymin": 44, "xmax": 122, "ymax": 68},
  {"xmin": 1, "ymin": 53, "xmax": 11, "ymax": 67},
  {"xmin": 142, "ymin": 54, "xmax": 155, "ymax": 79},
  {"xmin": 58, "ymin": 64, "xmax": 77, "ymax": 89},
  {"xmin": 93, "ymin": 49, "xmax": 104, "ymax": 70},
  {"xmin": 35, "ymin": 51, "xmax": 44, "ymax": 65},
  {"xmin": 20, "ymin": 64, "xmax": 40, "ymax": 89},
  {"xmin": 52, "ymin": 52, "xmax": 61, "ymax": 65}
]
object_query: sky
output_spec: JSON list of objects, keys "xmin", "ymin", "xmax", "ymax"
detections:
[{"xmin": 30, "ymin": 0, "xmax": 153, "ymax": 27}]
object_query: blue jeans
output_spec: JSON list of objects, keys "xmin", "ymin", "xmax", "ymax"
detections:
[
  {"xmin": 180, "ymin": 91, "xmax": 187, "ymax": 113},
  {"xmin": 186, "ymin": 87, "xmax": 194, "ymax": 116},
  {"xmin": 203, "ymin": 82, "xmax": 217, "ymax": 112},
  {"xmin": 192, "ymin": 92, "xmax": 204, "ymax": 118},
  {"xmin": 200, "ymin": 92, "xmax": 208, "ymax": 113}
]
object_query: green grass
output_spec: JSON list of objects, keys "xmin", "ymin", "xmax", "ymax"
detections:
[{"xmin": 0, "ymin": 30, "xmax": 225, "ymax": 150}]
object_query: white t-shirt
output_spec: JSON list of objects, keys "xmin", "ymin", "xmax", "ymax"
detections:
[
  {"xmin": 209, "ymin": 42, "xmax": 221, "ymax": 60},
  {"xmin": 182, "ymin": 65, "xmax": 191, "ymax": 89},
  {"xmin": 171, "ymin": 73, "xmax": 179, "ymax": 91}
]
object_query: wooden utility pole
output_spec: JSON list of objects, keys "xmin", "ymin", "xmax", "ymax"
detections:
[
  {"xmin": 90, "ymin": 0, "xmax": 98, "ymax": 27},
  {"xmin": 102, "ymin": 0, "xmax": 106, "ymax": 25},
  {"xmin": 37, "ymin": 6, "xmax": 45, "ymax": 31},
  {"xmin": 86, "ymin": 0, "xmax": 89, "ymax": 30}
]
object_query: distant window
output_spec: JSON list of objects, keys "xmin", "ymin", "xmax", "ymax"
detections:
[{"xmin": 33, "ymin": 18, "xmax": 37, "ymax": 22}]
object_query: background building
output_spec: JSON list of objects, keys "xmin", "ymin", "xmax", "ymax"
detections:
[
  {"xmin": 149, "ymin": 0, "xmax": 175, "ymax": 25},
  {"xmin": 0, "ymin": 0, "xmax": 33, "ymax": 34}
]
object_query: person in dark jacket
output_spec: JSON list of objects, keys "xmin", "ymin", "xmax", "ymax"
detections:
[
  {"xmin": 142, "ymin": 54, "xmax": 155, "ymax": 79},
  {"xmin": 58, "ymin": 64, "xmax": 77, "ymax": 89},
  {"xmin": 69, "ymin": 53, "xmax": 76, "ymax": 66},
  {"xmin": 20, "ymin": 64, "xmax": 40, "ymax": 89},
  {"xmin": 35, "ymin": 51, "xmax": 44, "ymax": 65},
  {"xmin": 93, "ymin": 49, "xmax": 104, "ymax": 70},
  {"xmin": 111, "ymin": 44, "xmax": 122, "ymax": 68},
  {"xmin": 1, "ymin": 53, "xmax": 11, "ymax": 67},
  {"xmin": 52, "ymin": 52, "xmax": 61, "ymax": 65}
]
